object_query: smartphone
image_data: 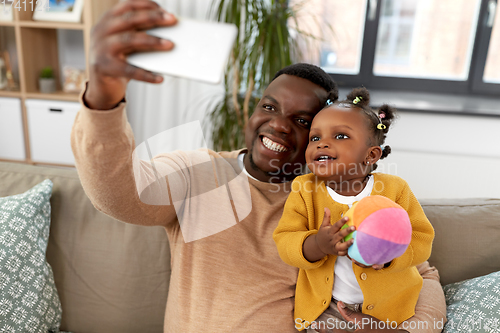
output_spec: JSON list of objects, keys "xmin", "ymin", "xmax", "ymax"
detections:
[{"xmin": 126, "ymin": 18, "xmax": 237, "ymax": 84}]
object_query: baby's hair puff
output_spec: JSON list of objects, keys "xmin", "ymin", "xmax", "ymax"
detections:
[{"xmin": 341, "ymin": 87, "xmax": 397, "ymax": 170}]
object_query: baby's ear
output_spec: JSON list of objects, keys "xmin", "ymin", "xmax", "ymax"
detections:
[{"xmin": 366, "ymin": 146, "xmax": 383, "ymax": 165}]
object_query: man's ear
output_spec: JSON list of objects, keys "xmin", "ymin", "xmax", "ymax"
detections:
[{"xmin": 365, "ymin": 146, "xmax": 382, "ymax": 166}]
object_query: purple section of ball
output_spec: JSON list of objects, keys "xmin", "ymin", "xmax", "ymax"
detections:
[
  {"xmin": 347, "ymin": 232, "xmax": 370, "ymax": 266},
  {"xmin": 356, "ymin": 231, "xmax": 409, "ymax": 265}
]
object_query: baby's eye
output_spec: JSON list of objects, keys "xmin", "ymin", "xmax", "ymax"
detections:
[
  {"xmin": 310, "ymin": 136, "xmax": 320, "ymax": 142},
  {"xmin": 335, "ymin": 134, "xmax": 349, "ymax": 140}
]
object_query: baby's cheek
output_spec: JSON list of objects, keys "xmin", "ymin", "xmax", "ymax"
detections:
[{"xmin": 305, "ymin": 162, "xmax": 314, "ymax": 174}]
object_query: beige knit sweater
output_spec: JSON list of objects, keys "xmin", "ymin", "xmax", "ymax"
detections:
[{"xmin": 71, "ymin": 91, "xmax": 446, "ymax": 332}]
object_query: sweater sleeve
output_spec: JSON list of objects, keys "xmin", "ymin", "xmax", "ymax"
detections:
[
  {"xmin": 71, "ymin": 87, "xmax": 181, "ymax": 228},
  {"xmin": 384, "ymin": 180, "xmax": 435, "ymax": 273},
  {"xmin": 273, "ymin": 179, "xmax": 328, "ymax": 270}
]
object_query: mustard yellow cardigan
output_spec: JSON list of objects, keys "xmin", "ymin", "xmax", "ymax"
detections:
[{"xmin": 273, "ymin": 173, "xmax": 434, "ymax": 330}]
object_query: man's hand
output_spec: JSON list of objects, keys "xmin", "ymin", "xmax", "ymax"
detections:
[
  {"xmin": 303, "ymin": 208, "xmax": 355, "ymax": 262},
  {"xmin": 86, "ymin": 0, "xmax": 177, "ymax": 110}
]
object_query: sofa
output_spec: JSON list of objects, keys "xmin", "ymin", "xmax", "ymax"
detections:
[{"xmin": 1, "ymin": 161, "xmax": 499, "ymax": 332}]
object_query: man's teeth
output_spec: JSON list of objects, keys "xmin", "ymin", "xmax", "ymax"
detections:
[
  {"xmin": 262, "ymin": 137, "xmax": 288, "ymax": 152},
  {"xmin": 317, "ymin": 156, "xmax": 334, "ymax": 161}
]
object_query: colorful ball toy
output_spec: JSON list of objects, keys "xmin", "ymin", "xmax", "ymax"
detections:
[{"xmin": 340, "ymin": 195, "xmax": 412, "ymax": 266}]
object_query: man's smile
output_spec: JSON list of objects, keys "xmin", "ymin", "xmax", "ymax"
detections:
[{"xmin": 260, "ymin": 135, "xmax": 290, "ymax": 153}]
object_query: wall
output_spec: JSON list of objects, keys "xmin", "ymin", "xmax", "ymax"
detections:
[
  {"xmin": 126, "ymin": 0, "xmax": 223, "ymax": 149},
  {"xmin": 377, "ymin": 111, "xmax": 500, "ymax": 199},
  {"xmin": 57, "ymin": 29, "xmax": 85, "ymax": 87}
]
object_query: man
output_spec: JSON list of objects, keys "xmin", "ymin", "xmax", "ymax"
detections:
[{"xmin": 71, "ymin": 1, "xmax": 446, "ymax": 332}]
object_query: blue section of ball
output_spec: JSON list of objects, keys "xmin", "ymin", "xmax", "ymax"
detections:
[{"xmin": 347, "ymin": 231, "xmax": 370, "ymax": 266}]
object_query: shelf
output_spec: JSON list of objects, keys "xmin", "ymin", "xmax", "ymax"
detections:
[
  {"xmin": 0, "ymin": 90, "xmax": 21, "ymax": 98},
  {"xmin": 0, "ymin": 21, "xmax": 15, "ymax": 27},
  {"xmin": 18, "ymin": 21, "xmax": 85, "ymax": 30},
  {"xmin": 0, "ymin": 158, "xmax": 29, "ymax": 164},
  {"xmin": 26, "ymin": 91, "xmax": 80, "ymax": 102},
  {"xmin": 0, "ymin": 0, "xmax": 118, "ymax": 165},
  {"xmin": 33, "ymin": 161, "xmax": 75, "ymax": 168},
  {"xmin": 0, "ymin": 158, "xmax": 74, "ymax": 168}
]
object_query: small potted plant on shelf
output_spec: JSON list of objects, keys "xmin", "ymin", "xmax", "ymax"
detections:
[{"xmin": 39, "ymin": 66, "xmax": 56, "ymax": 93}]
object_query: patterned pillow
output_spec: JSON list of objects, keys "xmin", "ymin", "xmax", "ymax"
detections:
[
  {"xmin": 0, "ymin": 179, "xmax": 62, "ymax": 332},
  {"xmin": 443, "ymin": 271, "xmax": 500, "ymax": 333}
]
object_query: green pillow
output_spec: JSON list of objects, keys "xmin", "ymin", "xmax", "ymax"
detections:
[
  {"xmin": 443, "ymin": 271, "xmax": 500, "ymax": 333},
  {"xmin": 0, "ymin": 179, "xmax": 62, "ymax": 332}
]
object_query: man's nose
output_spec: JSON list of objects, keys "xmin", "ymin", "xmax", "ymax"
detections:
[{"xmin": 268, "ymin": 115, "xmax": 291, "ymax": 133}]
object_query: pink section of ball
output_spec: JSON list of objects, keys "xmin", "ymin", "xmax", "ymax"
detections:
[{"xmin": 357, "ymin": 207, "xmax": 412, "ymax": 244}]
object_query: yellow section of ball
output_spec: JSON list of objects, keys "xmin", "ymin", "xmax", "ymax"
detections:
[{"xmin": 341, "ymin": 202, "xmax": 358, "ymax": 242}]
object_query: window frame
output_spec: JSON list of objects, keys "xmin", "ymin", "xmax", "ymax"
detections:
[
  {"xmin": 472, "ymin": 0, "xmax": 500, "ymax": 94},
  {"xmin": 325, "ymin": 0, "xmax": 500, "ymax": 97}
]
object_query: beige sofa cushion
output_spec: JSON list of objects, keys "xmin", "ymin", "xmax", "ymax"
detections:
[
  {"xmin": 421, "ymin": 198, "xmax": 500, "ymax": 286},
  {"xmin": 0, "ymin": 162, "xmax": 170, "ymax": 333}
]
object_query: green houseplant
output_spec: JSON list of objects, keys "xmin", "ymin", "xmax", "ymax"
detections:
[
  {"xmin": 208, "ymin": 0, "xmax": 311, "ymax": 151},
  {"xmin": 39, "ymin": 66, "xmax": 56, "ymax": 93}
]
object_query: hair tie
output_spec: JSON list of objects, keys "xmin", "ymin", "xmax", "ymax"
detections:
[
  {"xmin": 377, "ymin": 112, "xmax": 387, "ymax": 130},
  {"xmin": 353, "ymin": 96, "xmax": 362, "ymax": 105},
  {"xmin": 325, "ymin": 99, "xmax": 333, "ymax": 106}
]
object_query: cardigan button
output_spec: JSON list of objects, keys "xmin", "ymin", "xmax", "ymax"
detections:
[
  {"xmin": 366, "ymin": 304, "xmax": 374, "ymax": 310},
  {"xmin": 360, "ymin": 273, "xmax": 367, "ymax": 280},
  {"xmin": 322, "ymin": 300, "xmax": 327, "ymax": 305},
  {"xmin": 326, "ymin": 276, "xmax": 330, "ymax": 283}
]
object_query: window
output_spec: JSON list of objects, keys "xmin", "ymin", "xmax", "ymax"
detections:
[
  {"xmin": 374, "ymin": 0, "xmax": 418, "ymax": 70},
  {"xmin": 290, "ymin": 0, "xmax": 500, "ymax": 96},
  {"xmin": 291, "ymin": 0, "xmax": 367, "ymax": 74},
  {"xmin": 484, "ymin": 2, "xmax": 500, "ymax": 83}
]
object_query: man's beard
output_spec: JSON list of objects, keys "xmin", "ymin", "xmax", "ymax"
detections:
[
  {"xmin": 247, "ymin": 149, "xmax": 274, "ymax": 178},
  {"xmin": 247, "ymin": 143, "xmax": 309, "ymax": 180}
]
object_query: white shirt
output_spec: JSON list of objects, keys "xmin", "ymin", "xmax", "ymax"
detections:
[
  {"xmin": 237, "ymin": 153, "xmax": 259, "ymax": 181},
  {"xmin": 327, "ymin": 175, "xmax": 374, "ymax": 304}
]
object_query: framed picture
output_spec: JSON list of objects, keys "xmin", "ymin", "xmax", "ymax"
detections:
[
  {"xmin": 33, "ymin": 0, "xmax": 84, "ymax": 23},
  {"xmin": 0, "ymin": 0, "xmax": 14, "ymax": 22}
]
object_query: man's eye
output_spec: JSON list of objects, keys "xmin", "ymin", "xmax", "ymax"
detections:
[
  {"xmin": 263, "ymin": 105, "xmax": 275, "ymax": 112},
  {"xmin": 311, "ymin": 136, "xmax": 320, "ymax": 142},
  {"xmin": 297, "ymin": 119, "xmax": 310, "ymax": 127},
  {"xmin": 335, "ymin": 134, "xmax": 349, "ymax": 140}
]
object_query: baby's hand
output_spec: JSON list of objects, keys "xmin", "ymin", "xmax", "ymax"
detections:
[
  {"xmin": 316, "ymin": 208, "xmax": 355, "ymax": 256},
  {"xmin": 347, "ymin": 255, "xmax": 386, "ymax": 270}
]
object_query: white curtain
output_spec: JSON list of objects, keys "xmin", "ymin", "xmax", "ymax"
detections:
[{"xmin": 126, "ymin": 0, "xmax": 224, "ymax": 152}]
